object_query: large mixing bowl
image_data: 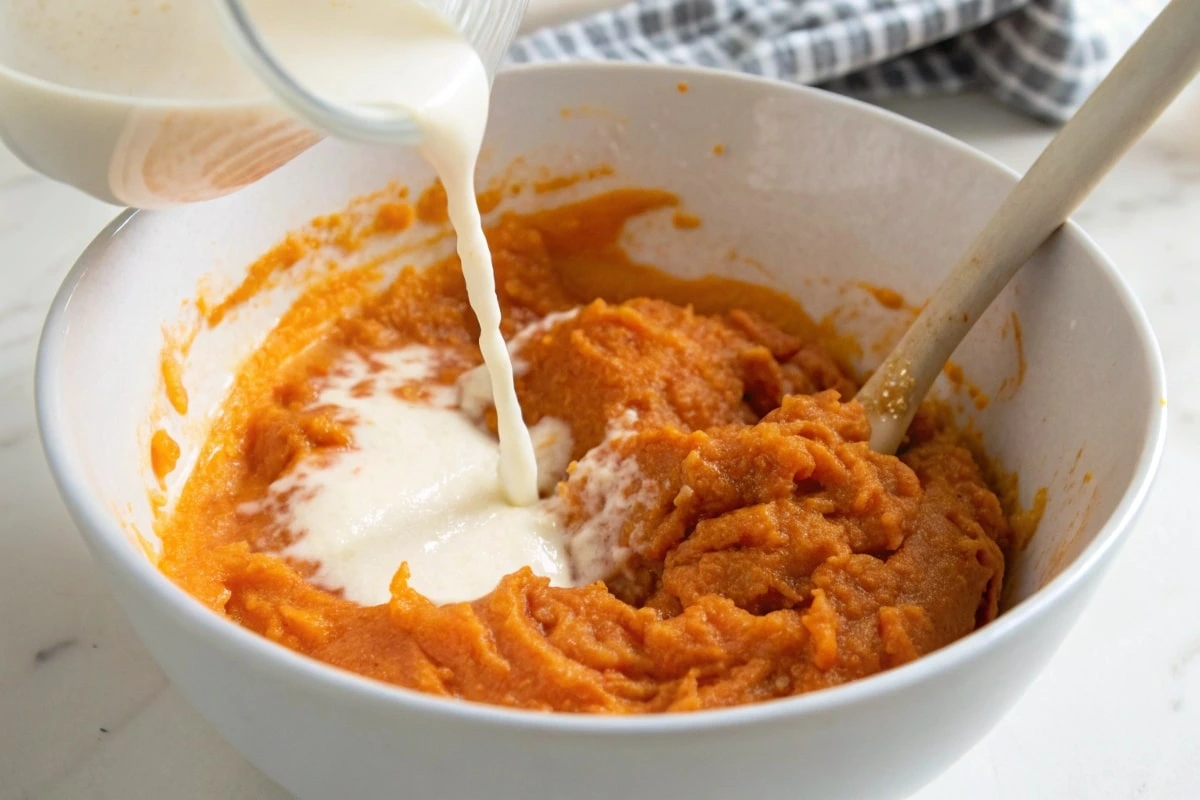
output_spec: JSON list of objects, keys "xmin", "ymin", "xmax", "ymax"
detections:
[{"xmin": 36, "ymin": 63, "xmax": 1166, "ymax": 799}]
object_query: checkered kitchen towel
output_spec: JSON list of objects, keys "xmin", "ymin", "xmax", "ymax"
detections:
[{"xmin": 508, "ymin": 0, "xmax": 1164, "ymax": 122}]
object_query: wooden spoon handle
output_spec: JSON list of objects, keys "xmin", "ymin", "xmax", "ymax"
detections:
[{"xmin": 858, "ymin": 0, "xmax": 1200, "ymax": 454}]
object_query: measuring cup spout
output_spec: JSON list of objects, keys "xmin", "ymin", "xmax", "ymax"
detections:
[{"xmin": 213, "ymin": 0, "xmax": 529, "ymax": 146}]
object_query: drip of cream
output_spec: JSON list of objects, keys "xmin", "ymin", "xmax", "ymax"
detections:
[
  {"xmin": 560, "ymin": 411, "xmax": 649, "ymax": 584},
  {"xmin": 241, "ymin": 0, "xmax": 540, "ymax": 505}
]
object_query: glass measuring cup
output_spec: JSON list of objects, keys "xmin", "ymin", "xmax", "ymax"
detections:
[{"xmin": 0, "ymin": 0, "xmax": 527, "ymax": 207}]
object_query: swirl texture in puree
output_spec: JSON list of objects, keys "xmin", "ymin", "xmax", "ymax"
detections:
[{"xmin": 157, "ymin": 185, "xmax": 1013, "ymax": 713}]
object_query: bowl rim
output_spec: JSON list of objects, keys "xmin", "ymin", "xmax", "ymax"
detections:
[{"xmin": 35, "ymin": 60, "xmax": 1168, "ymax": 734}]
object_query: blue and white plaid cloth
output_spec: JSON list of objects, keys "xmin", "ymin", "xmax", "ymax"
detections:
[{"xmin": 508, "ymin": 0, "xmax": 1164, "ymax": 122}]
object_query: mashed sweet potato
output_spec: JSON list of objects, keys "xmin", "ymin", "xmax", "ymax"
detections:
[{"xmin": 157, "ymin": 187, "xmax": 1012, "ymax": 713}]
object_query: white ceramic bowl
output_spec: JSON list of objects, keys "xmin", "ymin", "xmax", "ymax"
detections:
[{"xmin": 36, "ymin": 64, "xmax": 1166, "ymax": 800}]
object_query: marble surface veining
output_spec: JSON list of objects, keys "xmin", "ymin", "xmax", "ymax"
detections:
[{"xmin": 1, "ymin": 81, "xmax": 1199, "ymax": 798}]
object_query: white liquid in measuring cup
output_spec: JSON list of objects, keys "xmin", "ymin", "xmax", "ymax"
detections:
[
  {"xmin": 0, "ymin": 0, "xmax": 259, "ymax": 99},
  {"xmin": 0, "ymin": 0, "xmax": 322, "ymax": 206},
  {"xmin": 242, "ymin": 0, "xmax": 541, "ymax": 506}
]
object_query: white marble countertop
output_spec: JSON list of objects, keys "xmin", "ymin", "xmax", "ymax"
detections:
[{"xmin": 2, "ymin": 80, "xmax": 1199, "ymax": 798}]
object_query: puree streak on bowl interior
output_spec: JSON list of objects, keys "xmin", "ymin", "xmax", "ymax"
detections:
[{"xmin": 150, "ymin": 171, "xmax": 1040, "ymax": 713}]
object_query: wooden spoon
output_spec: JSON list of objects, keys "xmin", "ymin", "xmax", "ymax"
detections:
[{"xmin": 857, "ymin": 0, "xmax": 1200, "ymax": 454}]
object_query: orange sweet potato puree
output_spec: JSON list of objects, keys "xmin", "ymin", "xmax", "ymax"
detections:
[{"xmin": 156, "ymin": 185, "xmax": 1014, "ymax": 713}]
